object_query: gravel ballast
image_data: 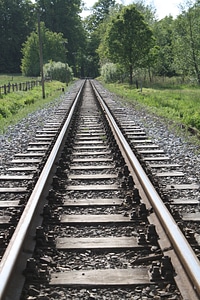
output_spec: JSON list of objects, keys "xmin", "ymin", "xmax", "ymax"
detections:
[{"xmin": 1, "ymin": 80, "xmax": 200, "ymax": 191}]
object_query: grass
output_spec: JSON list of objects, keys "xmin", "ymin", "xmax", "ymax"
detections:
[
  {"xmin": 103, "ymin": 81, "xmax": 200, "ymax": 131},
  {"xmin": 0, "ymin": 74, "xmax": 36, "ymax": 85},
  {"xmin": 0, "ymin": 75, "xmax": 67, "ymax": 134}
]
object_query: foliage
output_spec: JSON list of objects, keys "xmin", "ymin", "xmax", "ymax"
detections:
[
  {"xmin": 2, "ymin": 0, "xmax": 200, "ymax": 83},
  {"xmin": 43, "ymin": 61, "xmax": 73, "ymax": 83},
  {"xmin": 37, "ymin": 0, "xmax": 86, "ymax": 76},
  {"xmin": 134, "ymin": 0, "xmax": 156, "ymax": 25},
  {"xmin": 86, "ymin": 0, "xmax": 117, "ymax": 29},
  {"xmin": 21, "ymin": 23, "xmax": 67, "ymax": 76},
  {"xmin": 0, "ymin": 0, "xmax": 35, "ymax": 73},
  {"xmin": 102, "ymin": 5, "xmax": 154, "ymax": 84},
  {"xmin": 83, "ymin": 0, "xmax": 118, "ymax": 77},
  {"xmin": 172, "ymin": 1, "xmax": 200, "ymax": 83},
  {"xmin": 153, "ymin": 16, "xmax": 176, "ymax": 77},
  {"xmin": 82, "ymin": 29, "xmax": 101, "ymax": 78},
  {"xmin": 100, "ymin": 63, "xmax": 123, "ymax": 82}
]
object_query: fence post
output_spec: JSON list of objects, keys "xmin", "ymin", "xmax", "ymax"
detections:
[{"xmin": 7, "ymin": 83, "xmax": 11, "ymax": 93}]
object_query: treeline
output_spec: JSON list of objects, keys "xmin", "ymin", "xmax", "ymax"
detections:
[
  {"xmin": 94, "ymin": 0, "xmax": 200, "ymax": 84},
  {"xmin": 0, "ymin": 0, "xmax": 84, "ymax": 77},
  {"xmin": 1, "ymin": 0, "xmax": 200, "ymax": 84}
]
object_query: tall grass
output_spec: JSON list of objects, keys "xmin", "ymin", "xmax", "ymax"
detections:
[{"xmin": 104, "ymin": 82, "xmax": 200, "ymax": 131}]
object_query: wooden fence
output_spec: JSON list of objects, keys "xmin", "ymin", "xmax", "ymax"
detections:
[{"xmin": 0, "ymin": 80, "xmax": 41, "ymax": 96}]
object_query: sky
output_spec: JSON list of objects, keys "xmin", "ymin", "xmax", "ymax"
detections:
[{"xmin": 81, "ymin": 0, "xmax": 183, "ymax": 20}]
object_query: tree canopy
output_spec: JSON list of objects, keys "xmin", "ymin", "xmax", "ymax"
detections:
[
  {"xmin": 102, "ymin": 5, "xmax": 154, "ymax": 84},
  {"xmin": 173, "ymin": 1, "xmax": 200, "ymax": 83},
  {"xmin": 21, "ymin": 23, "xmax": 66, "ymax": 76},
  {"xmin": 0, "ymin": 0, "xmax": 35, "ymax": 73},
  {"xmin": 153, "ymin": 16, "xmax": 175, "ymax": 77},
  {"xmin": 37, "ymin": 0, "xmax": 86, "ymax": 75}
]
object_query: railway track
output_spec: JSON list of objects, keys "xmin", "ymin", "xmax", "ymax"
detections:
[{"xmin": 0, "ymin": 79, "xmax": 200, "ymax": 299}]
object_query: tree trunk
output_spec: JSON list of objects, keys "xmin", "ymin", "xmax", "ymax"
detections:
[
  {"xmin": 129, "ymin": 65, "xmax": 133, "ymax": 85},
  {"xmin": 148, "ymin": 66, "xmax": 152, "ymax": 82}
]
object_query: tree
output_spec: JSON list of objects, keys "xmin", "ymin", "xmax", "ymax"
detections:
[
  {"xmin": 103, "ymin": 5, "xmax": 154, "ymax": 84},
  {"xmin": 86, "ymin": 0, "xmax": 116, "ymax": 30},
  {"xmin": 37, "ymin": 0, "xmax": 86, "ymax": 76},
  {"xmin": 134, "ymin": 0, "xmax": 156, "ymax": 25},
  {"xmin": 83, "ymin": 0, "xmax": 117, "ymax": 77},
  {"xmin": 0, "ymin": 0, "xmax": 35, "ymax": 73},
  {"xmin": 153, "ymin": 16, "xmax": 176, "ymax": 77},
  {"xmin": 21, "ymin": 23, "xmax": 66, "ymax": 76},
  {"xmin": 173, "ymin": 1, "xmax": 200, "ymax": 83}
]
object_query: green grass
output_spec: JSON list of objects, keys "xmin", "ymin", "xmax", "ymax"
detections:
[
  {"xmin": 0, "ymin": 74, "xmax": 36, "ymax": 85},
  {"xmin": 103, "ymin": 82, "xmax": 200, "ymax": 131},
  {"xmin": 0, "ymin": 78, "xmax": 67, "ymax": 134}
]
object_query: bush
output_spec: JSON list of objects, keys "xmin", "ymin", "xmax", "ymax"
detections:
[
  {"xmin": 100, "ymin": 63, "xmax": 122, "ymax": 83},
  {"xmin": 44, "ymin": 61, "xmax": 73, "ymax": 83}
]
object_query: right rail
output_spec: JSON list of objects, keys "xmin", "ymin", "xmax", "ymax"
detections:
[{"xmin": 91, "ymin": 80, "xmax": 200, "ymax": 297}]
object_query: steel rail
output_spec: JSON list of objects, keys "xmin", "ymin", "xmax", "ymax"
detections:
[
  {"xmin": 0, "ymin": 80, "xmax": 85, "ymax": 300},
  {"xmin": 91, "ymin": 80, "xmax": 200, "ymax": 298}
]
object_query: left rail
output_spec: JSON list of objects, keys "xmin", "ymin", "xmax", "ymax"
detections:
[{"xmin": 0, "ymin": 80, "xmax": 85, "ymax": 300}]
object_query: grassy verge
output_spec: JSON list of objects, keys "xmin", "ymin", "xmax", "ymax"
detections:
[
  {"xmin": 103, "ymin": 82, "xmax": 200, "ymax": 131},
  {"xmin": 0, "ymin": 74, "xmax": 37, "ymax": 85},
  {"xmin": 0, "ymin": 80, "xmax": 67, "ymax": 134}
]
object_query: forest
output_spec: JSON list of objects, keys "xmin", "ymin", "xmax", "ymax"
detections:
[{"xmin": 1, "ymin": 0, "xmax": 200, "ymax": 85}]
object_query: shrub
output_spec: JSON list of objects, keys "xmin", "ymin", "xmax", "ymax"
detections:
[
  {"xmin": 100, "ymin": 63, "xmax": 122, "ymax": 83},
  {"xmin": 44, "ymin": 61, "xmax": 73, "ymax": 83}
]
